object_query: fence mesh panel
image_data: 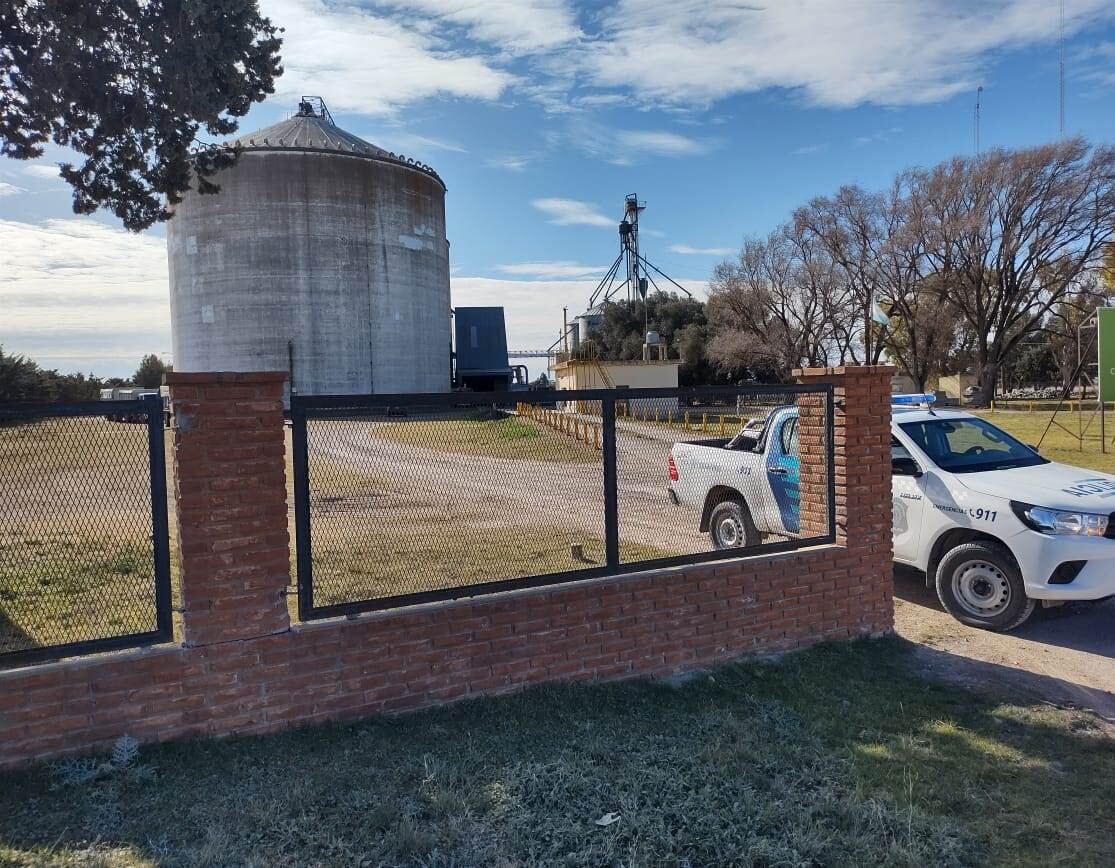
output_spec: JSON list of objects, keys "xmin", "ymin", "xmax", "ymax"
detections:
[
  {"xmin": 614, "ymin": 391, "xmax": 831, "ymax": 561},
  {"xmin": 301, "ymin": 403, "xmax": 607, "ymax": 612},
  {"xmin": 0, "ymin": 405, "xmax": 170, "ymax": 664},
  {"xmin": 295, "ymin": 388, "xmax": 833, "ymax": 619}
]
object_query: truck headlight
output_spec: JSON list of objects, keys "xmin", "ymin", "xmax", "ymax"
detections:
[{"xmin": 1010, "ymin": 501, "xmax": 1109, "ymax": 537}]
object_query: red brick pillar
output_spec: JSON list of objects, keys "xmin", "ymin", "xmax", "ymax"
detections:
[
  {"xmin": 795, "ymin": 390, "xmax": 830, "ymax": 539},
  {"xmin": 165, "ymin": 372, "xmax": 291, "ymax": 647},
  {"xmin": 795, "ymin": 365, "xmax": 895, "ymax": 633}
]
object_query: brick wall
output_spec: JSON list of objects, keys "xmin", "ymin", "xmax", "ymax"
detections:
[{"xmin": 0, "ymin": 367, "xmax": 894, "ymax": 769}]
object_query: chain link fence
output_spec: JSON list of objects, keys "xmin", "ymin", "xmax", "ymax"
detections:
[
  {"xmin": 293, "ymin": 387, "xmax": 833, "ymax": 620},
  {"xmin": 0, "ymin": 397, "xmax": 172, "ymax": 666}
]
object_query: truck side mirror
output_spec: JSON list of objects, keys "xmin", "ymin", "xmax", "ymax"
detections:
[{"xmin": 892, "ymin": 456, "xmax": 922, "ymax": 478}]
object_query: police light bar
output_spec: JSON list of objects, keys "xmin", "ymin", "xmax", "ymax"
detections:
[{"xmin": 891, "ymin": 393, "xmax": 936, "ymax": 406}]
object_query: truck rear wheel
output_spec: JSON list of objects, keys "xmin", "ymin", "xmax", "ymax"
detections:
[
  {"xmin": 708, "ymin": 500, "xmax": 759, "ymax": 551},
  {"xmin": 934, "ymin": 542, "xmax": 1035, "ymax": 632}
]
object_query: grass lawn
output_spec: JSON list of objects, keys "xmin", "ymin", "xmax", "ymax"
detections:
[
  {"xmin": 0, "ymin": 533, "xmax": 158, "ymax": 654},
  {"xmin": 370, "ymin": 412, "xmax": 600, "ymax": 463},
  {"xmin": 0, "ymin": 419, "xmax": 174, "ymax": 656},
  {"xmin": 973, "ymin": 410, "xmax": 1115, "ymax": 475},
  {"xmin": 1, "ymin": 639, "xmax": 1112, "ymax": 867},
  {"xmin": 310, "ymin": 522, "xmax": 674, "ymax": 607}
]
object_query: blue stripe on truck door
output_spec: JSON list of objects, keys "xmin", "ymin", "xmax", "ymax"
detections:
[{"xmin": 767, "ymin": 413, "xmax": 801, "ymax": 535}]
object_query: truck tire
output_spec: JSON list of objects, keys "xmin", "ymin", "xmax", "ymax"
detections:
[
  {"xmin": 708, "ymin": 500, "xmax": 760, "ymax": 551},
  {"xmin": 934, "ymin": 542, "xmax": 1035, "ymax": 632}
]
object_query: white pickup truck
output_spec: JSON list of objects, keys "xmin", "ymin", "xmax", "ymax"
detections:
[{"xmin": 667, "ymin": 398, "xmax": 1115, "ymax": 631}]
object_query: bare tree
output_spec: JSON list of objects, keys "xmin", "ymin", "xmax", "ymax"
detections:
[
  {"xmin": 793, "ymin": 186, "xmax": 889, "ymax": 364},
  {"xmin": 910, "ymin": 138, "xmax": 1115, "ymax": 405},
  {"xmin": 706, "ymin": 226, "xmax": 843, "ymax": 380}
]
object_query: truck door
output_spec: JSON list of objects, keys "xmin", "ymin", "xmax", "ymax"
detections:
[
  {"xmin": 891, "ymin": 435, "xmax": 926, "ymax": 563},
  {"xmin": 765, "ymin": 414, "xmax": 801, "ymax": 535}
]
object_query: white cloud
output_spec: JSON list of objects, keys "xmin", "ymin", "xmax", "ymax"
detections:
[
  {"xmin": 531, "ymin": 198, "xmax": 614, "ymax": 227},
  {"xmin": 791, "ymin": 144, "xmax": 827, "ymax": 156},
  {"xmin": 22, "ymin": 163, "xmax": 61, "ymax": 180},
  {"xmin": 261, "ymin": 0, "xmax": 515, "ymax": 116},
  {"xmin": 0, "ymin": 182, "xmax": 25, "ymax": 197},
  {"xmin": 853, "ymin": 126, "xmax": 904, "ymax": 146},
  {"xmin": 0, "ymin": 219, "xmax": 170, "ymax": 373},
  {"xmin": 617, "ymin": 130, "xmax": 710, "ymax": 156},
  {"xmin": 375, "ymin": 0, "xmax": 582, "ymax": 54},
  {"xmin": 555, "ymin": 118, "xmax": 713, "ymax": 164},
  {"xmin": 486, "ymin": 155, "xmax": 533, "ymax": 172},
  {"xmin": 669, "ymin": 244, "xmax": 733, "ymax": 256},
  {"xmin": 581, "ymin": 0, "xmax": 1115, "ymax": 109},
  {"xmin": 496, "ymin": 261, "xmax": 608, "ymax": 279},
  {"xmin": 371, "ymin": 130, "xmax": 467, "ymax": 154}
]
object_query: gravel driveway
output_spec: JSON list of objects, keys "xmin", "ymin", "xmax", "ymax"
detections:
[
  {"xmin": 894, "ymin": 566, "xmax": 1115, "ymax": 725},
  {"xmin": 305, "ymin": 418, "xmax": 713, "ymax": 556}
]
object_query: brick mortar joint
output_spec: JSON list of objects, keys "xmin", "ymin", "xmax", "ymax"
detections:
[{"xmin": 166, "ymin": 371, "xmax": 289, "ymax": 386}]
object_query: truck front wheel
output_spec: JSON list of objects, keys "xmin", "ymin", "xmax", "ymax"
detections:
[
  {"xmin": 934, "ymin": 542, "xmax": 1035, "ymax": 632},
  {"xmin": 708, "ymin": 500, "xmax": 759, "ymax": 551}
]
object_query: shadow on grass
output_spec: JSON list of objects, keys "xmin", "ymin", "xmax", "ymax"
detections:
[
  {"xmin": 1, "ymin": 639, "xmax": 1113, "ymax": 867},
  {"xmin": 0, "ymin": 605, "xmax": 35, "ymax": 659}
]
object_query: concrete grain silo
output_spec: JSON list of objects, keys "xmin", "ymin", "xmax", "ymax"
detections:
[{"xmin": 167, "ymin": 98, "xmax": 451, "ymax": 396}]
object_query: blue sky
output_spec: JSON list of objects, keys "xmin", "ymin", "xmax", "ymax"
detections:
[{"xmin": 3, "ymin": 0, "xmax": 1115, "ymax": 378}]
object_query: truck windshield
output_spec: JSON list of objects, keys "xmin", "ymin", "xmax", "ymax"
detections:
[{"xmin": 898, "ymin": 418, "xmax": 1048, "ymax": 474}]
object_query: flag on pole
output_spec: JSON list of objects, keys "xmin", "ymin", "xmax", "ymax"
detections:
[{"xmin": 871, "ymin": 300, "xmax": 891, "ymax": 326}]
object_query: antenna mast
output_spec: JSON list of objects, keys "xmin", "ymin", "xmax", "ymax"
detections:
[
  {"xmin": 1059, "ymin": 0, "xmax": 1065, "ymax": 137},
  {"xmin": 974, "ymin": 86, "xmax": 983, "ymax": 155}
]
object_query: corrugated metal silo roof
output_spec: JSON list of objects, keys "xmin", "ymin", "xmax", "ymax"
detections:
[{"xmin": 223, "ymin": 103, "xmax": 444, "ymax": 188}]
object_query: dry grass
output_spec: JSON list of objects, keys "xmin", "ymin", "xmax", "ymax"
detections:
[
  {"xmin": 2, "ymin": 639, "xmax": 1112, "ymax": 866},
  {"xmin": 0, "ymin": 419, "xmax": 173, "ymax": 654},
  {"xmin": 370, "ymin": 412, "xmax": 600, "ymax": 463},
  {"xmin": 310, "ymin": 520, "xmax": 673, "ymax": 607},
  {"xmin": 973, "ymin": 409, "xmax": 1115, "ymax": 475}
]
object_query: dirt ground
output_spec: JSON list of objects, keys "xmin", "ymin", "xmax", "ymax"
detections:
[{"xmin": 893, "ymin": 565, "xmax": 1115, "ymax": 725}]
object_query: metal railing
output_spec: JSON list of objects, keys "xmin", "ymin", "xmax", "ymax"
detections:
[
  {"xmin": 0, "ymin": 396, "xmax": 172, "ymax": 666},
  {"xmin": 292, "ymin": 386, "xmax": 835, "ymax": 621}
]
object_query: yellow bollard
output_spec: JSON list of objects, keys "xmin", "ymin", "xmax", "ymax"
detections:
[
  {"xmin": 719, "ymin": 416, "xmax": 725, "ymax": 436},
  {"xmin": 684, "ymin": 410, "xmax": 691, "ymax": 430},
  {"xmin": 702, "ymin": 412, "xmax": 708, "ymax": 432},
  {"xmin": 667, "ymin": 410, "xmax": 674, "ymax": 426},
  {"xmin": 594, "ymin": 424, "xmax": 601, "ymax": 450}
]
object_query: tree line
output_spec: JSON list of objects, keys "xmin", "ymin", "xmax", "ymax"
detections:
[
  {"xmin": 0, "ymin": 349, "xmax": 171, "ymax": 402},
  {"xmin": 591, "ymin": 138, "xmax": 1115, "ymax": 403}
]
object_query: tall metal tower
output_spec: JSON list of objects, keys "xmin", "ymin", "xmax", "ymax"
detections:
[{"xmin": 587, "ymin": 194, "xmax": 691, "ymax": 309}]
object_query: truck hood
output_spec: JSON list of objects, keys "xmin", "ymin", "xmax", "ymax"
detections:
[{"xmin": 958, "ymin": 462, "xmax": 1115, "ymax": 513}]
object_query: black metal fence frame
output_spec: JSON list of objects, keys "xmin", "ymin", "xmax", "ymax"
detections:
[
  {"xmin": 292, "ymin": 385, "xmax": 836, "ymax": 622},
  {"xmin": 0, "ymin": 395, "xmax": 173, "ymax": 666}
]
